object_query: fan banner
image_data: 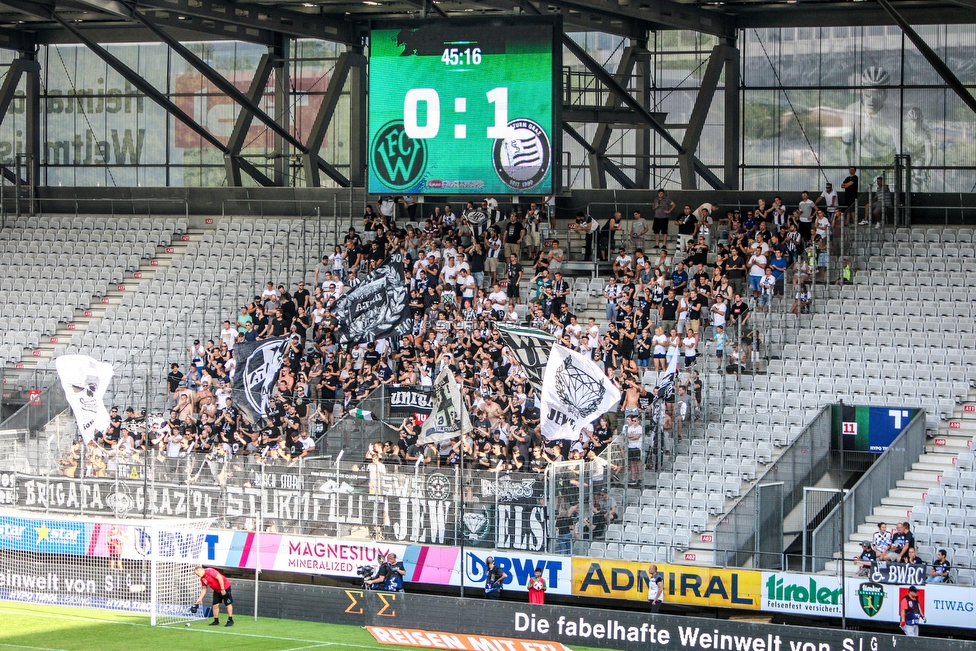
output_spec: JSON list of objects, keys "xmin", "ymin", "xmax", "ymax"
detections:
[
  {"xmin": 462, "ymin": 208, "xmax": 488, "ymax": 227},
  {"xmin": 334, "ymin": 252, "xmax": 412, "ymax": 346},
  {"xmin": 494, "ymin": 324, "xmax": 556, "ymax": 393},
  {"xmin": 232, "ymin": 336, "xmax": 289, "ymax": 422},
  {"xmin": 540, "ymin": 345, "xmax": 621, "ymax": 441},
  {"xmin": 389, "ymin": 387, "xmax": 434, "ymax": 414},
  {"xmin": 655, "ymin": 354, "xmax": 679, "ymax": 403},
  {"xmin": 416, "ymin": 369, "xmax": 472, "ymax": 446},
  {"xmin": 55, "ymin": 355, "xmax": 114, "ymax": 444}
]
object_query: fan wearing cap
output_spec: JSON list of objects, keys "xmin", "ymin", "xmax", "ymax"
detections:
[
  {"xmin": 899, "ymin": 585, "xmax": 924, "ymax": 636},
  {"xmin": 854, "ymin": 540, "xmax": 876, "ymax": 577}
]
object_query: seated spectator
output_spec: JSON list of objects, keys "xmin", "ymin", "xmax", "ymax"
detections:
[
  {"xmin": 928, "ymin": 549, "xmax": 951, "ymax": 583},
  {"xmin": 886, "ymin": 522, "xmax": 915, "ymax": 562},
  {"xmin": 855, "ymin": 541, "xmax": 876, "ymax": 577}
]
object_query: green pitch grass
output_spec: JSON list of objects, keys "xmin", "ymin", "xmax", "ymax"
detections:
[{"xmin": 0, "ymin": 602, "xmax": 609, "ymax": 651}]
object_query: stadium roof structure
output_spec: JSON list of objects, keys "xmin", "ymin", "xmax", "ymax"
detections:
[
  {"xmin": 0, "ymin": 0, "xmax": 973, "ymax": 48},
  {"xmin": 0, "ymin": 0, "xmax": 972, "ymax": 191}
]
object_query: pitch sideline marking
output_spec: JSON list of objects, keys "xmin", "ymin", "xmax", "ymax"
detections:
[
  {"xmin": 0, "ymin": 603, "xmax": 412, "ymax": 651},
  {"xmin": 0, "ymin": 644, "xmax": 71, "ymax": 651}
]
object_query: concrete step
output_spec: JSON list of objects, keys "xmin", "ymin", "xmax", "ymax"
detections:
[
  {"xmin": 928, "ymin": 434, "xmax": 974, "ymax": 453},
  {"xmin": 902, "ymin": 469, "xmax": 944, "ymax": 485},
  {"xmin": 676, "ymin": 547, "xmax": 714, "ymax": 568},
  {"xmin": 912, "ymin": 454, "xmax": 957, "ymax": 472},
  {"xmin": 941, "ymin": 420, "xmax": 976, "ymax": 435},
  {"xmin": 866, "ymin": 506, "xmax": 914, "ymax": 523},
  {"xmin": 855, "ymin": 523, "xmax": 883, "ymax": 536},
  {"xmin": 958, "ymin": 402, "xmax": 976, "ymax": 420},
  {"xmin": 883, "ymin": 487, "xmax": 926, "ymax": 504}
]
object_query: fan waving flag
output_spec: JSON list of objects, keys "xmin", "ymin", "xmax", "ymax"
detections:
[
  {"xmin": 56, "ymin": 355, "xmax": 114, "ymax": 444},
  {"xmin": 655, "ymin": 354, "xmax": 679, "ymax": 403},
  {"xmin": 540, "ymin": 345, "xmax": 621, "ymax": 441},
  {"xmin": 333, "ymin": 252, "xmax": 412, "ymax": 346},
  {"xmin": 494, "ymin": 323, "xmax": 556, "ymax": 393},
  {"xmin": 232, "ymin": 336, "xmax": 290, "ymax": 423},
  {"xmin": 416, "ymin": 368, "xmax": 472, "ymax": 446},
  {"xmin": 352, "ymin": 408, "xmax": 375, "ymax": 421}
]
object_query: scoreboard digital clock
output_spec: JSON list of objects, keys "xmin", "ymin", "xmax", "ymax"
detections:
[{"xmin": 368, "ymin": 18, "xmax": 559, "ymax": 195}]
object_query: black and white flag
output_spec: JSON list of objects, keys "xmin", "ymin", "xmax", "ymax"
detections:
[
  {"xmin": 333, "ymin": 252, "xmax": 411, "ymax": 346},
  {"xmin": 463, "ymin": 209, "xmax": 488, "ymax": 227},
  {"xmin": 494, "ymin": 324, "xmax": 555, "ymax": 393},
  {"xmin": 416, "ymin": 368, "xmax": 471, "ymax": 446},
  {"xmin": 56, "ymin": 355, "xmax": 114, "ymax": 444},
  {"xmin": 232, "ymin": 336, "xmax": 289, "ymax": 422},
  {"xmin": 540, "ymin": 345, "xmax": 621, "ymax": 441},
  {"xmin": 655, "ymin": 354, "xmax": 679, "ymax": 403}
]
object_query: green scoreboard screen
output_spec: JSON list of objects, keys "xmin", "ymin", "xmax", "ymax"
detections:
[{"xmin": 368, "ymin": 18, "xmax": 558, "ymax": 195}]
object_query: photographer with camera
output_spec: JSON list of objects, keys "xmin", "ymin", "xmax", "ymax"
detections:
[
  {"xmin": 365, "ymin": 553, "xmax": 406, "ymax": 592},
  {"xmin": 484, "ymin": 556, "xmax": 507, "ymax": 599}
]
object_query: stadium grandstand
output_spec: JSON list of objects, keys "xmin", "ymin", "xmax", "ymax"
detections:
[{"xmin": 0, "ymin": 0, "xmax": 975, "ymax": 644}]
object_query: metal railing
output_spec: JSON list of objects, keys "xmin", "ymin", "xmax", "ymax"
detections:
[
  {"xmin": 2, "ymin": 452, "xmax": 550, "ymax": 551},
  {"xmin": 808, "ymin": 409, "xmax": 927, "ymax": 573},
  {"xmin": 714, "ymin": 404, "xmax": 832, "ymax": 568},
  {"xmin": 1, "ymin": 195, "xmax": 191, "ymax": 219},
  {"xmin": 0, "ymin": 373, "xmax": 67, "ymax": 435}
]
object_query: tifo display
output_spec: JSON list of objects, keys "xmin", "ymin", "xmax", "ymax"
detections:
[{"xmin": 368, "ymin": 18, "xmax": 557, "ymax": 195}]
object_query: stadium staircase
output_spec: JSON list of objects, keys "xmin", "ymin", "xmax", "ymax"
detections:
[
  {"xmin": 822, "ymin": 397, "xmax": 976, "ymax": 580},
  {"xmin": 22, "ymin": 234, "xmax": 194, "ymax": 370},
  {"xmin": 580, "ymin": 225, "xmax": 975, "ymax": 567}
]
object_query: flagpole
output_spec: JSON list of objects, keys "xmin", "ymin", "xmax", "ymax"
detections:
[
  {"xmin": 459, "ymin": 435, "xmax": 465, "ymax": 599},
  {"xmin": 460, "ymin": 375, "xmax": 476, "ymax": 599}
]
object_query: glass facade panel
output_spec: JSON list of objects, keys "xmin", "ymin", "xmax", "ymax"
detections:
[
  {"xmin": 0, "ymin": 26, "xmax": 971, "ymax": 190},
  {"xmin": 0, "ymin": 38, "xmax": 350, "ymax": 187}
]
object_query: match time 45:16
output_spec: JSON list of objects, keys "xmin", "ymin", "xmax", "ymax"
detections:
[{"xmin": 441, "ymin": 47, "xmax": 482, "ymax": 65}]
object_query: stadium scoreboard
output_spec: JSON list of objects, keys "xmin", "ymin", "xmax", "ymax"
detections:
[{"xmin": 368, "ymin": 17, "xmax": 559, "ymax": 195}]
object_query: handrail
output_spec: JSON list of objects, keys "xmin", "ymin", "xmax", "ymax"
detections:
[
  {"xmin": 808, "ymin": 408, "xmax": 927, "ymax": 572},
  {"xmin": 6, "ymin": 196, "xmax": 192, "ymax": 220},
  {"xmin": 714, "ymin": 404, "xmax": 833, "ymax": 568}
]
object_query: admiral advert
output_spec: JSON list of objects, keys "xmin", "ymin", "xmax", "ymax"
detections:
[{"xmin": 571, "ymin": 558, "xmax": 761, "ymax": 609}]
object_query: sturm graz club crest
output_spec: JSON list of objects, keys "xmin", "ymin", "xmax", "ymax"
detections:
[
  {"xmin": 371, "ymin": 120, "xmax": 427, "ymax": 191},
  {"xmin": 492, "ymin": 118, "xmax": 551, "ymax": 191},
  {"xmin": 554, "ymin": 355, "xmax": 606, "ymax": 421},
  {"xmin": 237, "ymin": 337, "xmax": 288, "ymax": 420},
  {"xmin": 426, "ymin": 473, "xmax": 451, "ymax": 500}
]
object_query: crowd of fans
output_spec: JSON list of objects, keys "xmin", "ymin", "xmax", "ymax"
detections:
[{"xmin": 58, "ymin": 176, "xmax": 861, "ymax": 481}]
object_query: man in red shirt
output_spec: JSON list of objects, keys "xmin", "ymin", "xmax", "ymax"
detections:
[{"xmin": 194, "ymin": 566, "xmax": 234, "ymax": 626}]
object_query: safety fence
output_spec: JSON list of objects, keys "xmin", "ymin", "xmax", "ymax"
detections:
[
  {"xmin": 713, "ymin": 405, "xmax": 832, "ymax": 569},
  {"xmin": 0, "ymin": 453, "xmax": 553, "ymax": 552}
]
